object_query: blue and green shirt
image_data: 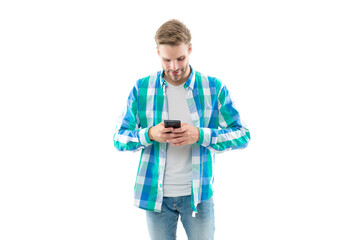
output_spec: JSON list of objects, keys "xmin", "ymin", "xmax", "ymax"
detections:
[{"xmin": 113, "ymin": 66, "xmax": 250, "ymax": 213}]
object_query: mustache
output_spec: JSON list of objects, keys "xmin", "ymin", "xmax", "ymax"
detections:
[{"xmin": 167, "ymin": 67, "xmax": 186, "ymax": 72}]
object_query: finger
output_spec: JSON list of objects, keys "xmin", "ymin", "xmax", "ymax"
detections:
[
  {"xmin": 172, "ymin": 139, "xmax": 187, "ymax": 146},
  {"xmin": 163, "ymin": 132, "xmax": 174, "ymax": 140},
  {"xmin": 167, "ymin": 137, "xmax": 186, "ymax": 144},
  {"xmin": 168, "ymin": 133, "xmax": 183, "ymax": 139},
  {"xmin": 162, "ymin": 127, "xmax": 174, "ymax": 133},
  {"xmin": 172, "ymin": 126, "xmax": 186, "ymax": 133}
]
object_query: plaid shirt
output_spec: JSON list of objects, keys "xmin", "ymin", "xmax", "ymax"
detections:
[{"xmin": 113, "ymin": 66, "xmax": 250, "ymax": 213}]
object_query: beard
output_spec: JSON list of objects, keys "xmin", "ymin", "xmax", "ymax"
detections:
[{"xmin": 164, "ymin": 64, "xmax": 189, "ymax": 82}]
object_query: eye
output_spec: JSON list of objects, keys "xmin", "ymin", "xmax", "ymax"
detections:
[
  {"xmin": 163, "ymin": 59, "xmax": 171, "ymax": 62},
  {"xmin": 177, "ymin": 57, "xmax": 185, "ymax": 61}
]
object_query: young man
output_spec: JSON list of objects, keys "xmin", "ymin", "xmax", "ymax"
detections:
[{"xmin": 114, "ymin": 19, "xmax": 250, "ymax": 240}]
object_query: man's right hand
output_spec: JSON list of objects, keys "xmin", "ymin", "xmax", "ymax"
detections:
[{"xmin": 148, "ymin": 122, "xmax": 175, "ymax": 143}]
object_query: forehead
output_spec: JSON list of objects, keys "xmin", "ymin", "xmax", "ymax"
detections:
[{"xmin": 158, "ymin": 43, "xmax": 189, "ymax": 59}]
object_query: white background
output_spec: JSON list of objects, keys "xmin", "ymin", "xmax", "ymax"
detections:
[{"xmin": 1, "ymin": 0, "xmax": 361, "ymax": 239}]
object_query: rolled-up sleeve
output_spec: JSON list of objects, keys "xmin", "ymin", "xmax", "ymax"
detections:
[
  {"xmin": 113, "ymin": 82, "xmax": 153, "ymax": 152},
  {"xmin": 197, "ymin": 84, "xmax": 250, "ymax": 153}
]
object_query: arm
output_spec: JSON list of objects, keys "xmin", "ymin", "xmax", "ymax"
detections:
[
  {"xmin": 197, "ymin": 84, "xmax": 250, "ymax": 153},
  {"xmin": 113, "ymin": 83, "xmax": 153, "ymax": 152}
]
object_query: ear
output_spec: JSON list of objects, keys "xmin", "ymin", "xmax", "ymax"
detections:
[
  {"xmin": 157, "ymin": 46, "xmax": 160, "ymax": 56},
  {"xmin": 188, "ymin": 43, "xmax": 192, "ymax": 55}
]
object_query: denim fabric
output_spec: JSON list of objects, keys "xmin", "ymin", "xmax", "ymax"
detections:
[{"xmin": 146, "ymin": 195, "xmax": 215, "ymax": 240}]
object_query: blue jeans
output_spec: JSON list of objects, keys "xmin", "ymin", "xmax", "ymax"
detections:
[{"xmin": 146, "ymin": 196, "xmax": 215, "ymax": 240}]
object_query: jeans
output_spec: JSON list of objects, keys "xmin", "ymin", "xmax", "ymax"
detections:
[{"xmin": 146, "ymin": 195, "xmax": 215, "ymax": 240}]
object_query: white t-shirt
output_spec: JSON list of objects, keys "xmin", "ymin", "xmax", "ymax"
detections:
[{"xmin": 163, "ymin": 83, "xmax": 193, "ymax": 197}]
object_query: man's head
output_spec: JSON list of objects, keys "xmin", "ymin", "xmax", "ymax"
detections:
[
  {"xmin": 155, "ymin": 19, "xmax": 192, "ymax": 86},
  {"xmin": 155, "ymin": 19, "xmax": 191, "ymax": 46}
]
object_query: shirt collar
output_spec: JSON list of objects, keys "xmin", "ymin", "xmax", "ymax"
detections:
[{"xmin": 160, "ymin": 65, "xmax": 195, "ymax": 90}]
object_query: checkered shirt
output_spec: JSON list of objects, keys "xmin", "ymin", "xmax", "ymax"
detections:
[{"xmin": 113, "ymin": 66, "xmax": 250, "ymax": 213}]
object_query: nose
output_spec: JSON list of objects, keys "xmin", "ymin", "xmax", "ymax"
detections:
[{"xmin": 170, "ymin": 60, "xmax": 178, "ymax": 71}]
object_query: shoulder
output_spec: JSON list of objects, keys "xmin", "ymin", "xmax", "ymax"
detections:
[
  {"xmin": 134, "ymin": 71, "xmax": 162, "ymax": 89},
  {"xmin": 194, "ymin": 70, "xmax": 224, "ymax": 91}
]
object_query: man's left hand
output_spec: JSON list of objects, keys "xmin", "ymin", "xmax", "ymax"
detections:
[{"xmin": 167, "ymin": 123, "xmax": 199, "ymax": 146}]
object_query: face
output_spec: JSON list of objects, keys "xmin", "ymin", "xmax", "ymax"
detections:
[{"xmin": 157, "ymin": 43, "xmax": 192, "ymax": 86}]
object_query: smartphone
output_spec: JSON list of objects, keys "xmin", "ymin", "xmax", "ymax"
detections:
[{"xmin": 164, "ymin": 120, "xmax": 181, "ymax": 129}]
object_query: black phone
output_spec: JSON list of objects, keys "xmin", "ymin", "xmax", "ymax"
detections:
[{"xmin": 164, "ymin": 120, "xmax": 181, "ymax": 129}]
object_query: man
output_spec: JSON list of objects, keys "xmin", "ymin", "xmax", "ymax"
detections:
[{"xmin": 114, "ymin": 19, "xmax": 250, "ymax": 240}]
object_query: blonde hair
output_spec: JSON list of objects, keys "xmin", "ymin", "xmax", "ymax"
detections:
[{"xmin": 155, "ymin": 19, "xmax": 191, "ymax": 46}]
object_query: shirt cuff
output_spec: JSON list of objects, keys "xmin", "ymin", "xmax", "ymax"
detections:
[
  {"xmin": 197, "ymin": 128, "xmax": 214, "ymax": 147},
  {"xmin": 139, "ymin": 127, "xmax": 153, "ymax": 147}
]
